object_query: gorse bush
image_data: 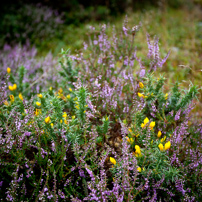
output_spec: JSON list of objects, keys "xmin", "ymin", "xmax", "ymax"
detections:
[{"xmin": 0, "ymin": 20, "xmax": 201, "ymax": 201}]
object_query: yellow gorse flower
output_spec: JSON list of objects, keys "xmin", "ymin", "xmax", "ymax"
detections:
[
  {"xmin": 37, "ymin": 94, "xmax": 43, "ymax": 98},
  {"xmin": 165, "ymin": 141, "xmax": 171, "ymax": 150},
  {"xmin": 126, "ymin": 136, "xmax": 130, "ymax": 143},
  {"xmin": 130, "ymin": 138, "xmax": 134, "ymax": 143},
  {"xmin": 9, "ymin": 95, "xmax": 14, "ymax": 103},
  {"xmin": 75, "ymin": 105, "xmax": 79, "ymax": 110},
  {"xmin": 7, "ymin": 67, "xmax": 11, "ymax": 74},
  {"xmin": 19, "ymin": 93, "xmax": 23, "ymax": 101},
  {"xmin": 158, "ymin": 143, "xmax": 164, "ymax": 151},
  {"xmin": 8, "ymin": 86, "xmax": 13, "ymax": 91},
  {"xmin": 8, "ymin": 84, "xmax": 17, "ymax": 91},
  {"xmin": 51, "ymin": 123, "xmax": 54, "ymax": 128},
  {"xmin": 58, "ymin": 88, "xmax": 63, "ymax": 94},
  {"xmin": 63, "ymin": 112, "xmax": 67, "ymax": 118},
  {"xmin": 110, "ymin": 157, "xmax": 116, "ymax": 165},
  {"xmin": 4, "ymin": 100, "xmax": 9, "ymax": 106},
  {"xmin": 161, "ymin": 136, "xmax": 166, "ymax": 142},
  {"xmin": 149, "ymin": 121, "xmax": 155, "ymax": 130},
  {"xmin": 141, "ymin": 117, "xmax": 149, "ymax": 128},
  {"xmin": 35, "ymin": 109, "xmax": 41, "ymax": 116},
  {"xmin": 45, "ymin": 116, "xmax": 51, "ymax": 124},
  {"xmin": 139, "ymin": 82, "xmax": 144, "ymax": 88},
  {"xmin": 137, "ymin": 167, "xmax": 142, "ymax": 172},
  {"xmin": 157, "ymin": 131, "xmax": 162, "ymax": 138},
  {"xmin": 164, "ymin": 93, "xmax": 168, "ymax": 100},
  {"xmin": 135, "ymin": 145, "xmax": 141, "ymax": 157},
  {"xmin": 69, "ymin": 88, "xmax": 72, "ymax": 92},
  {"xmin": 13, "ymin": 84, "xmax": 17, "ymax": 90},
  {"xmin": 66, "ymin": 94, "xmax": 71, "ymax": 99},
  {"xmin": 138, "ymin": 92, "xmax": 144, "ymax": 98},
  {"xmin": 135, "ymin": 145, "xmax": 141, "ymax": 154},
  {"xmin": 36, "ymin": 102, "xmax": 41, "ymax": 106}
]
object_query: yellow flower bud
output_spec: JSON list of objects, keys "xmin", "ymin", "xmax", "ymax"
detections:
[
  {"xmin": 139, "ymin": 82, "xmax": 144, "ymax": 88},
  {"xmin": 138, "ymin": 92, "xmax": 144, "ymax": 98},
  {"xmin": 110, "ymin": 157, "xmax": 116, "ymax": 165},
  {"xmin": 137, "ymin": 167, "xmax": 141, "ymax": 172},
  {"xmin": 35, "ymin": 109, "xmax": 41, "ymax": 116},
  {"xmin": 36, "ymin": 102, "xmax": 41, "ymax": 106},
  {"xmin": 149, "ymin": 121, "xmax": 155, "ymax": 130},
  {"xmin": 161, "ymin": 136, "xmax": 166, "ymax": 142},
  {"xmin": 13, "ymin": 84, "xmax": 17, "ymax": 90},
  {"xmin": 69, "ymin": 88, "xmax": 72, "ymax": 92},
  {"xmin": 4, "ymin": 100, "xmax": 9, "ymax": 106},
  {"xmin": 9, "ymin": 95, "xmax": 14, "ymax": 103},
  {"xmin": 7, "ymin": 67, "xmax": 11, "ymax": 74},
  {"xmin": 19, "ymin": 93, "xmax": 23, "ymax": 101},
  {"xmin": 126, "ymin": 136, "xmax": 130, "ymax": 143},
  {"xmin": 8, "ymin": 86, "xmax": 13, "ymax": 91},
  {"xmin": 58, "ymin": 88, "xmax": 63, "ymax": 94},
  {"xmin": 37, "ymin": 94, "xmax": 43, "ymax": 98},
  {"xmin": 135, "ymin": 145, "xmax": 141, "ymax": 156},
  {"xmin": 158, "ymin": 143, "xmax": 164, "ymax": 151},
  {"xmin": 45, "ymin": 116, "xmax": 51, "ymax": 124},
  {"xmin": 165, "ymin": 141, "xmax": 171, "ymax": 150},
  {"xmin": 66, "ymin": 94, "xmax": 71, "ymax": 99},
  {"xmin": 51, "ymin": 123, "xmax": 54, "ymax": 128},
  {"xmin": 63, "ymin": 112, "xmax": 67, "ymax": 118},
  {"xmin": 144, "ymin": 117, "xmax": 149, "ymax": 124},
  {"xmin": 157, "ymin": 131, "xmax": 162, "ymax": 138}
]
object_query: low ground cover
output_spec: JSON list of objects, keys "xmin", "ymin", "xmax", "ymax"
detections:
[{"xmin": 0, "ymin": 20, "xmax": 201, "ymax": 201}]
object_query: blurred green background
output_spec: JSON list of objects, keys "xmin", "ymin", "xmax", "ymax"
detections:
[{"xmin": 0, "ymin": 0, "xmax": 202, "ymax": 118}]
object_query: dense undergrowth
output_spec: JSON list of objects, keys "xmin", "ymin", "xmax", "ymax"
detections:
[{"xmin": 0, "ymin": 18, "xmax": 202, "ymax": 201}]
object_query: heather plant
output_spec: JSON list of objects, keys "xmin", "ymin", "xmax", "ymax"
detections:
[
  {"xmin": 0, "ymin": 3, "xmax": 64, "ymax": 47},
  {"xmin": 0, "ymin": 20, "xmax": 201, "ymax": 201},
  {"xmin": 0, "ymin": 43, "xmax": 61, "ymax": 96}
]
